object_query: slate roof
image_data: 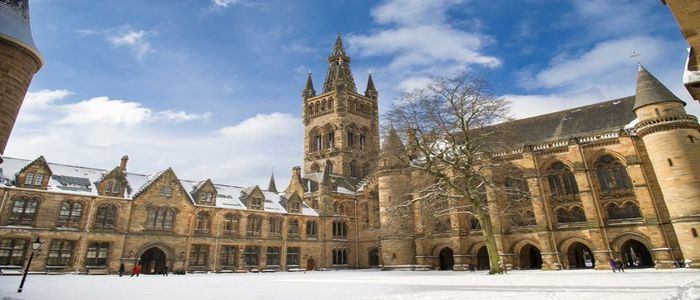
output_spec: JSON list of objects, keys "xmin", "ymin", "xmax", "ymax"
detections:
[
  {"xmin": 303, "ymin": 172, "xmax": 362, "ymax": 195},
  {"xmin": 0, "ymin": 157, "xmax": 318, "ymax": 216},
  {"xmin": 485, "ymin": 96, "xmax": 637, "ymax": 147}
]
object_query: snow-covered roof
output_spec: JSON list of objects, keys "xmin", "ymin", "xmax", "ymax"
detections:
[{"xmin": 0, "ymin": 157, "xmax": 318, "ymax": 216}]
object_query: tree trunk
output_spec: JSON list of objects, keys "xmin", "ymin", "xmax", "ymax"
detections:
[{"xmin": 477, "ymin": 208, "xmax": 502, "ymax": 274}]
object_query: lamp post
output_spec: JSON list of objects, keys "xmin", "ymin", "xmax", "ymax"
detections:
[{"xmin": 17, "ymin": 237, "xmax": 43, "ymax": 293}]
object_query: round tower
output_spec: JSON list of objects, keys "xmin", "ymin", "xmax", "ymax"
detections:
[
  {"xmin": 0, "ymin": 0, "xmax": 43, "ymax": 159},
  {"xmin": 376, "ymin": 127, "xmax": 416, "ymax": 270},
  {"xmin": 632, "ymin": 65, "xmax": 700, "ymax": 268}
]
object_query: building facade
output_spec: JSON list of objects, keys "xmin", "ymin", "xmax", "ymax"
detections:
[{"xmin": 0, "ymin": 36, "xmax": 699, "ymax": 275}]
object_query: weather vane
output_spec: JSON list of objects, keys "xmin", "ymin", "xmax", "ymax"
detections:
[{"xmin": 630, "ymin": 51, "xmax": 642, "ymax": 64}]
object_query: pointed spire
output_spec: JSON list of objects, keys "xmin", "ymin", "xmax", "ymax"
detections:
[
  {"xmin": 322, "ymin": 34, "xmax": 357, "ymax": 93},
  {"xmin": 634, "ymin": 64, "xmax": 686, "ymax": 111},
  {"xmin": 321, "ymin": 160, "xmax": 333, "ymax": 186},
  {"xmin": 303, "ymin": 72, "xmax": 316, "ymax": 99},
  {"xmin": 365, "ymin": 72, "xmax": 378, "ymax": 99},
  {"xmin": 267, "ymin": 172, "xmax": 278, "ymax": 193}
]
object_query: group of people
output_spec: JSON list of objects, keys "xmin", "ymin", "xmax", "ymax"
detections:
[
  {"xmin": 609, "ymin": 259, "xmax": 626, "ymax": 272},
  {"xmin": 117, "ymin": 263, "xmax": 169, "ymax": 277}
]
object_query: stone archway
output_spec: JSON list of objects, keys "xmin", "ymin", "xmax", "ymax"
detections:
[
  {"xmin": 519, "ymin": 244, "xmax": 542, "ymax": 270},
  {"xmin": 140, "ymin": 247, "xmax": 167, "ymax": 274},
  {"xmin": 566, "ymin": 242, "xmax": 595, "ymax": 269},
  {"xmin": 476, "ymin": 246, "xmax": 490, "ymax": 270},
  {"xmin": 438, "ymin": 247, "xmax": 454, "ymax": 271},
  {"xmin": 620, "ymin": 239, "xmax": 653, "ymax": 268}
]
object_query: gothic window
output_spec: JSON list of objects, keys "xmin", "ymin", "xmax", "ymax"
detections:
[
  {"xmin": 145, "ymin": 207, "xmax": 176, "ymax": 230},
  {"xmin": 85, "ymin": 242, "xmax": 110, "ymax": 266},
  {"xmin": 47, "ymin": 240, "xmax": 75, "ymax": 266},
  {"xmin": 332, "ymin": 248, "xmax": 348, "ymax": 265},
  {"xmin": 195, "ymin": 212, "xmax": 211, "ymax": 234},
  {"xmin": 347, "ymin": 129, "xmax": 356, "ymax": 148},
  {"xmin": 223, "ymin": 213, "xmax": 240, "ymax": 235},
  {"xmin": 350, "ymin": 161, "xmax": 358, "ymax": 178},
  {"xmin": 266, "ymin": 247, "xmax": 281, "ymax": 266},
  {"xmin": 326, "ymin": 131, "xmax": 335, "ymax": 149},
  {"xmin": 243, "ymin": 246, "xmax": 259, "ymax": 267},
  {"xmin": 247, "ymin": 215, "xmax": 262, "ymax": 236},
  {"xmin": 327, "ymin": 161, "xmax": 334, "ymax": 174},
  {"xmin": 595, "ymin": 155, "xmax": 633, "ymax": 197},
  {"xmin": 504, "ymin": 173, "xmax": 530, "ymax": 202},
  {"xmin": 288, "ymin": 219, "xmax": 300, "ymax": 238},
  {"xmin": 606, "ymin": 202, "xmax": 642, "ymax": 220},
  {"xmin": 555, "ymin": 206, "xmax": 587, "ymax": 224},
  {"xmin": 189, "ymin": 244, "xmax": 209, "ymax": 267},
  {"xmin": 57, "ymin": 201, "xmax": 83, "ymax": 228},
  {"xmin": 7, "ymin": 196, "xmax": 38, "ymax": 226},
  {"xmin": 220, "ymin": 246, "xmax": 237, "ymax": 267},
  {"xmin": 287, "ymin": 247, "xmax": 300, "ymax": 266},
  {"xmin": 250, "ymin": 196, "xmax": 263, "ymax": 210},
  {"xmin": 546, "ymin": 161, "xmax": 579, "ymax": 201},
  {"xmin": 511, "ymin": 209, "xmax": 537, "ymax": 227},
  {"xmin": 315, "ymin": 102, "xmax": 319, "ymax": 114},
  {"xmin": 333, "ymin": 201, "xmax": 341, "ymax": 215},
  {"xmin": 329, "ymin": 98, "xmax": 334, "ymax": 109},
  {"xmin": 289, "ymin": 199, "xmax": 301, "ymax": 213},
  {"xmin": 359, "ymin": 130, "xmax": 367, "ymax": 151},
  {"xmin": 93, "ymin": 205, "xmax": 117, "ymax": 230},
  {"xmin": 321, "ymin": 100, "xmax": 326, "ymax": 111},
  {"xmin": 306, "ymin": 220, "xmax": 318, "ymax": 238},
  {"xmin": 434, "ymin": 216, "xmax": 451, "ymax": 233},
  {"xmin": 332, "ymin": 221, "xmax": 348, "ymax": 239},
  {"xmin": 469, "ymin": 216, "xmax": 481, "ymax": 230},
  {"xmin": 0, "ymin": 239, "xmax": 26, "ymax": 266},
  {"xmin": 269, "ymin": 217, "xmax": 283, "ymax": 237},
  {"xmin": 310, "ymin": 163, "xmax": 320, "ymax": 173}
]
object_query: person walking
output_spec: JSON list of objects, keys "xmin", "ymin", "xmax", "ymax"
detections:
[
  {"xmin": 131, "ymin": 264, "xmax": 142, "ymax": 277},
  {"xmin": 163, "ymin": 265, "xmax": 169, "ymax": 276},
  {"xmin": 616, "ymin": 259, "xmax": 625, "ymax": 272},
  {"xmin": 118, "ymin": 263, "xmax": 125, "ymax": 277},
  {"xmin": 609, "ymin": 259, "xmax": 617, "ymax": 272}
]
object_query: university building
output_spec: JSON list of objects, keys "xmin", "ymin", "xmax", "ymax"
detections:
[{"xmin": 0, "ymin": 2, "xmax": 699, "ymax": 274}]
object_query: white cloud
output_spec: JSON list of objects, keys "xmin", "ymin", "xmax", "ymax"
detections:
[
  {"xmin": 212, "ymin": 0, "xmax": 238, "ymax": 8},
  {"xmin": 22, "ymin": 89, "xmax": 72, "ymax": 110},
  {"xmin": 59, "ymin": 97, "xmax": 152, "ymax": 127},
  {"xmin": 156, "ymin": 110, "xmax": 212, "ymax": 123},
  {"xmin": 107, "ymin": 29, "xmax": 154, "ymax": 59},
  {"xmin": 219, "ymin": 112, "xmax": 299, "ymax": 141},
  {"xmin": 347, "ymin": 0, "xmax": 499, "ymax": 96}
]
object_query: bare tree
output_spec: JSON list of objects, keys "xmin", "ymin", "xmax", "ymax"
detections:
[{"xmin": 384, "ymin": 73, "xmax": 525, "ymax": 274}]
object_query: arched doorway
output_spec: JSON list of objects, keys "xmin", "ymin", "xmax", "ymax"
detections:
[
  {"xmin": 438, "ymin": 247, "xmax": 454, "ymax": 270},
  {"xmin": 140, "ymin": 247, "xmax": 167, "ymax": 274},
  {"xmin": 368, "ymin": 248, "xmax": 380, "ymax": 267},
  {"xmin": 476, "ymin": 246, "xmax": 490, "ymax": 270},
  {"xmin": 620, "ymin": 240, "xmax": 653, "ymax": 268},
  {"xmin": 306, "ymin": 257, "xmax": 315, "ymax": 270},
  {"xmin": 567, "ymin": 242, "xmax": 594, "ymax": 269},
  {"xmin": 520, "ymin": 244, "xmax": 542, "ymax": 269}
]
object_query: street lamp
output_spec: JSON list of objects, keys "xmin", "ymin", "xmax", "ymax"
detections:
[{"xmin": 17, "ymin": 237, "xmax": 43, "ymax": 293}]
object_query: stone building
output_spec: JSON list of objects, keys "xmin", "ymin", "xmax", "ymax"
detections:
[
  {"xmin": 663, "ymin": 0, "xmax": 700, "ymax": 101},
  {"xmin": 0, "ymin": 0, "xmax": 43, "ymax": 159},
  {"xmin": 0, "ymin": 36, "xmax": 698, "ymax": 275}
]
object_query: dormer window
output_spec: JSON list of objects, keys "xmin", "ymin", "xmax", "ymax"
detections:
[
  {"xmin": 250, "ymin": 197, "xmax": 263, "ymax": 210},
  {"xmin": 24, "ymin": 173, "xmax": 44, "ymax": 186},
  {"xmin": 159, "ymin": 186, "xmax": 173, "ymax": 197},
  {"xmin": 104, "ymin": 180, "xmax": 122, "ymax": 196},
  {"xmin": 200, "ymin": 192, "xmax": 214, "ymax": 204},
  {"xmin": 290, "ymin": 200, "xmax": 301, "ymax": 213}
]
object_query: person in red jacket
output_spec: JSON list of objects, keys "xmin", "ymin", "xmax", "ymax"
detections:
[{"xmin": 131, "ymin": 264, "xmax": 142, "ymax": 277}]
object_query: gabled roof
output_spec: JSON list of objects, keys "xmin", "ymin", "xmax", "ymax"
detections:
[{"xmin": 16, "ymin": 155, "xmax": 52, "ymax": 176}]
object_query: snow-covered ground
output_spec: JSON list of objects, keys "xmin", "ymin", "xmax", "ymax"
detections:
[{"xmin": 0, "ymin": 269, "xmax": 698, "ymax": 300}]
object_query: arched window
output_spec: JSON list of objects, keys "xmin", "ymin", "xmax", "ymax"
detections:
[
  {"xmin": 306, "ymin": 220, "xmax": 318, "ymax": 238},
  {"xmin": 349, "ymin": 161, "xmax": 358, "ymax": 178},
  {"xmin": 469, "ymin": 216, "xmax": 481, "ymax": 230},
  {"xmin": 8, "ymin": 196, "xmax": 38, "ymax": 226},
  {"xmin": 57, "ymin": 201, "xmax": 83, "ymax": 228},
  {"xmin": 93, "ymin": 205, "xmax": 117, "ymax": 230},
  {"xmin": 359, "ymin": 128, "xmax": 368, "ymax": 151},
  {"xmin": 434, "ymin": 215, "xmax": 451, "ymax": 233},
  {"xmin": 145, "ymin": 207, "xmax": 176, "ymax": 230},
  {"xmin": 606, "ymin": 202, "xmax": 641, "ymax": 220},
  {"xmin": 347, "ymin": 127, "xmax": 356, "ymax": 148},
  {"xmin": 368, "ymin": 248, "xmax": 380, "ymax": 266},
  {"xmin": 546, "ymin": 161, "xmax": 579, "ymax": 201},
  {"xmin": 511, "ymin": 209, "xmax": 537, "ymax": 227},
  {"xmin": 325, "ymin": 127, "xmax": 335, "ymax": 149},
  {"xmin": 269, "ymin": 217, "xmax": 283, "ymax": 237},
  {"xmin": 332, "ymin": 221, "xmax": 348, "ymax": 239},
  {"xmin": 332, "ymin": 248, "xmax": 348, "ymax": 265},
  {"xmin": 223, "ymin": 213, "xmax": 240, "ymax": 235},
  {"xmin": 288, "ymin": 219, "xmax": 300, "ymax": 238},
  {"xmin": 321, "ymin": 99, "xmax": 326, "ymax": 111},
  {"xmin": 247, "ymin": 215, "xmax": 262, "ymax": 236},
  {"xmin": 555, "ymin": 206, "xmax": 586, "ymax": 224},
  {"xmin": 195, "ymin": 212, "xmax": 210, "ymax": 233},
  {"xmin": 310, "ymin": 163, "xmax": 320, "ymax": 173},
  {"xmin": 86, "ymin": 242, "xmax": 110, "ymax": 266},
  {"xmin": 595, "ymin": 155, "xmax": 633, "ymax": 197}
]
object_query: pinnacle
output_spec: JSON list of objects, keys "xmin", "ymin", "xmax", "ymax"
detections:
[{"xmin": 634, "ymin": 65, "xmax": 685, "ymax": 111}]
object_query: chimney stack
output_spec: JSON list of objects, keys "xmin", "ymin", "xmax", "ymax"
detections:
[{"xmin": 120, "ymin": 155, "xmax": 129, "ymax": 171}]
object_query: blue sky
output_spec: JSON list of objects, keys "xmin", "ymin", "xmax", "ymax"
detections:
[{"xmin": 9, "ymin": 0, "xmax": 698, "ymax": 187}]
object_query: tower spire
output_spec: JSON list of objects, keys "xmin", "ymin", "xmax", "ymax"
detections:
[
  {"xmin": 267, "ymin": 171, "xmax": 278, "ymax": 193},
  {"xmin": 365, "ymin": 72, "xmax": 378, "ymax": 99},
  {"xmin": 303, "ymin": 72, "xmax": 316, "ymax": 99},
  {"xmin": 634, "ymin": 65, "xmax": 685, "ymax": 111},
  {"xmin": 322, "ymin": 34, "xmax": 357, "ymax": 93}
]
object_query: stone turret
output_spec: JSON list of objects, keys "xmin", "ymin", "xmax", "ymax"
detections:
[
  {"xmin": 0, "ymin": 0, "xmax": 43, "ymax": 160},
  {"xmin": 376, "ymin": 127, "xmax": 417, "ymax": 270},
  {"xmin": 364, "ymin": 73, "xmax": 378, "ymax": 100},
  {"xmin": 302, "ymin": 72, "xmax": 316, "ymax": 100},
  {"xmin": 632, "ymin": 65, "xmax": 700, "ymax": 268}
]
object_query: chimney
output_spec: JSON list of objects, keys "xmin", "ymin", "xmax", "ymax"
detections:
[{"xmin": 120, "ymin": 155, "xmax": 129, "ymax": 172}]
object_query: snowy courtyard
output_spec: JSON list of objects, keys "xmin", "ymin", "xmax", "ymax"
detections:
[{"xmin": 0, "ymin": 269, "xmax": 699, "ymax": 300}]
